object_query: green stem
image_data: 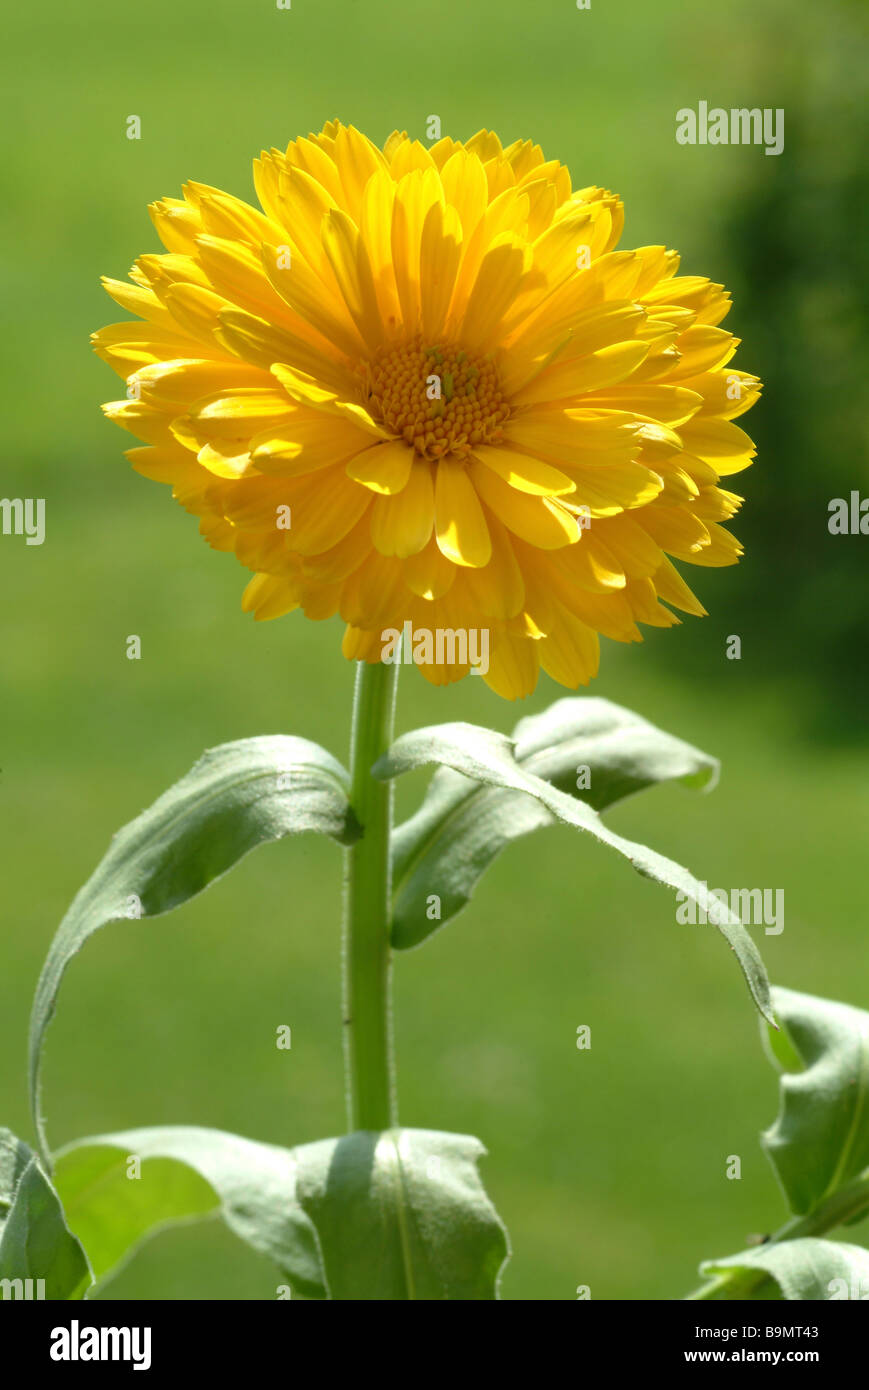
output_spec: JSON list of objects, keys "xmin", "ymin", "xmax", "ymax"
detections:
[
  {"xmin": 342, "ymin": 659, "xmax": 400, "ymax": 1133},
  {"xmin": 686, "ymin": 1168, "xmax": 869, "ymax": 1300}
]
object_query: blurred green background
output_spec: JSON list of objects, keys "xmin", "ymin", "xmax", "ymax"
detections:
[{"xmin": 1, "ymin": 0, "xmax": 867, "ymax": 1300}]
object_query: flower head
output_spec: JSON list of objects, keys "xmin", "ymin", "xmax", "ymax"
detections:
[{"xmin": 95, "ymin": 122, "xmax": 760, "ymax": 698}]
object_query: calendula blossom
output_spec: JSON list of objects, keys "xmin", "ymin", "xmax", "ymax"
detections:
[{"xmin": 95, "ymin": 121, "xmax": 760, "ymax": 699}]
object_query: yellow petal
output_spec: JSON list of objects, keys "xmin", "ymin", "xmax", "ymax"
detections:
[
  {"xmin": 302, "ymin": 512, "xmax": 373, "ymax": 583},
  {"xmin": 347, "ymin": 440, "xmax": 414, "ymax": 495},
  {"xmin": 371, "ymin": 462, "xmax": 435, "ymax": 556},
  {"xmin": 285, "ymin": 136, "xmax": 344, "ymax": 204},
  {"xmin": 567, "ymin": 460, "xmax": 664, "ymax": 516},
  {"xmin": 216, "ymin": 309, "xmax": 352, "ymax": 393},
  {"xmin": 679, "ymin": 369, "xmax": 762, "ymax": 421},
  {"xmin": 680, "ymin": 521, "xmax": 743, "ymax": 566},
  {"xmin": 148, "ymin": 196, "xmax": 202, "ymax": 256},
  {"xmin": 539, "ymin": 602, "xmax": 600, "ymax": 688},
  {"xmin": 269, "ymin": 164, "xmax": 338, "ymax": 281},
  {"xmin": 638, "ymin": 505, "xmax": 711, "ymax": 557},
  {"xmin": 652, "ymin": 557, "xmax": 707, "ymax": 616},
  {"xmin": 472, "ymin": 443, "xmax": 575, "ymax": 496},
  {"xmin": 625, "ymin": 576, "xmax": 681, "ymax": 627},
  {"xmin": 419, "ymin": 201, "xmax": 463, "ymax": 341},
  {"xmin": 333, "ymin": 124, "xmax": 388, "ymax": 219},
  {"xmin": 513, "ymin": 341, "xmax": 650, "ymax": 407},
  {"xmin": 321, "ymin": 207, "xmax": 386, "ymax": 349},
  {"xmin": 192, "ymin": 185, "xmax": 283, "ymax": 245},
  {"xmin": 197, "ymin": 440, "xmax": 257, "ymax": 479},
  {"xmin": 391, "ymin": 168, "xmax": 444, "ymax": 334},
  {"xmin": 404, "ymin": 535, "xmax": 457, "ymax": 599},
  {"xmin": 360, "ymin": 168, "xmax": 402, "ymax": 333},
  {"xmin": 252, "ymin": 415, "xmax": 373, "ymax": 476},
  {"xmin": 435, "ymin": 460, "xmax": 492, "ymax": 567},
  {"xmin": 500, "ymin": 302, "xmax": 644, "ymax": 396},
  {"xmin": 255, "ymin": 468, "xmax": 372, "ymax": 556},
  {"xmin": 482, "ymin": 629, "xmax": 540, "ymax": 700},
  {"xmin": 181, "ymin": 388, "xmax": 294, "ymax": 440},
  {"xmin": 461, "ymin": 510, "xmax": 525, "ymax": 618},
  {"xmin": 692, "ymin": 485, "xmax": 743, "ymax": 522},
  {"xmin": 596, "ymin": 513, "xmax": 664, "ymax": 577},
  {"xmin": 678, "ymin": 417, "xmax": 756, "ymax": 473},
  {"xmin": 505, "ymin": 408, "xmax": 639, "ymax": 468},
  {"xmin": 459, "ymin": 234, "xmax": 532, "ymax": 352},
  {"xmin": 390, "ymin": 139, "xmax": 438, "ymax": 179},
  {"xmin": 262, "ymin": 240, "xmax": 367, "ymax": 360},
  {"xmin": 130, "ymin": 358, "xmax": 268, "ymax": 406},
  {"xmin": 439, "ymin": 149, "xmax": 489, "ymax": 240},
  {"xmin": 270, "ymin": 363, "xmax": 388, "ymax": 439},
  {"xmin": 342, "ymin": 624, "xmax": 383, "ymax": 662},
  {"xmin": 241, "ymin": 572, "xmax": 301, "ymax": 620},
  {"xmin": 93, "ymin": 325, "xmax": 219, "ymax": 376},
  {"xmin": 102, "ymin": 399, "xmax": 176, "ymax": 446},
  {"xmin": 162, "ymin": 283, "xmax": 230, "ymax": 345},
  {"xmin": 547, "ymin": 532, "xmax": 626, "ymax": 593},
  {"xmin": 125, "ymin": 444, "xmax": 206, "ymax": 486},
  {"xmin": 469, "ymin": 461, "xmax": 579, "ymax": 548},
  {"xmin": 100, "ymin": 277, "xmax": 181, "ymax": 331},
  {"xmin": 668, "ymin": 325, "xmax": 737, "ymax": 378},
  {"xmin": 589, "ymin": 385, "xmax": 702, "ymax": 429},
  {"xmin": 195, "ymin": 234, "xmax": 299, "ymax": 327},
  {"xmin": 340, "ymin": 549, "xmax": 407, "ymax": 628}
]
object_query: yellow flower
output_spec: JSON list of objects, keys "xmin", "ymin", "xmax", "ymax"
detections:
[{"xmin": 95, "ymin": 122, "xmax": 760, "ymax": 699}]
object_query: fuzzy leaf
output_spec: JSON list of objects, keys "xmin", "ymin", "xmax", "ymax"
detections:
[
  {"xmin": 29, "ymin": 737, "xmax": 357, "ymax": 1159},
  {"xmin": 762, "ymin": 987, "xmax": 869, "ymax": 1215},
  {"xmin": 54, "ymin": 1126, "xmax": 327, "ymax": 1298},
  {"xmin": 375, "ymin": 721, "xmax": 772, "ymax": 1023},
  {"xmin": 0, "ymin": 1131, "xmax": 91, "ymax": 1300},
  {"xmin": 701, "ymin": 1237, "xmax": 869, "ymax": 1301},
  {"xmin": 294, "ymin": 1128, "xmax": 509, "ymax": 1300},
  {"xmin": 391, "ymin": 697, "xmax": 718, "ymax": 948}
]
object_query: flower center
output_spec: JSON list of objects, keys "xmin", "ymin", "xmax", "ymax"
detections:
[{"xmin": 365, "ymin": 339, "xmax": 510, "ymax": 460}]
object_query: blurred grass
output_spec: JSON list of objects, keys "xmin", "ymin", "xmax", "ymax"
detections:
[{"xmin": 1, "ymin": 0, "xmax": 866, "ymax": 1299}]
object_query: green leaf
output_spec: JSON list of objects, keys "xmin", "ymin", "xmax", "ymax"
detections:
[
  {"xmin": 294, "ymin": 1128, "xmax": 509, "ymax": 1300},
  {"xmin": 701, "ymin": 1237, "xmax": 869, "ymax": 1300},
  {"xmin": 374, "ymin": 721, "xmax": 773, "ymax": 1024},
  {"xmin": 0, "ymin": 1130, "xmax": 92, "ymax": 1300},
  {"xmin": 762, "ymin": 987, "xmax": 869, "ymax": 1216},
  {"xmin": 0, "ymin": 1129, "xmax": 33, "ymax": 1238},
  {"xmin": 29, "ymin": 736, "xmax": 358, "ymax": 1160},
  {"xmin": 53, "ymin": 1126, "xmax": 327, "ymax": 1299},
  {"xmin": 391, "ymin": 696, "xmax": 718, "ymax": 948}
]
